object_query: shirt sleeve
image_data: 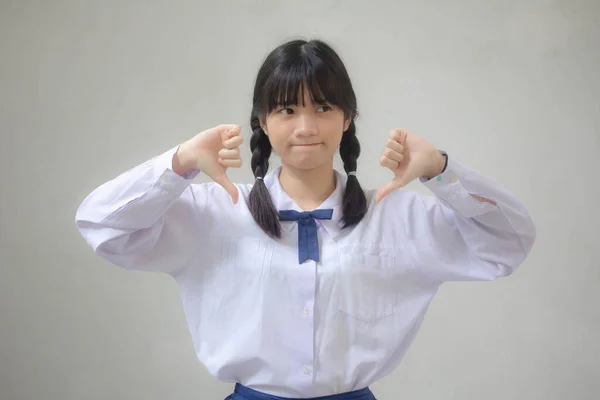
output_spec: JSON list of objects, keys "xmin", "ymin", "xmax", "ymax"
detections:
[
  {"xmin": 401, "ymin": 155, "xmax": 536, "ymax": 283},
  {"xmin": 75, "ymin": 146, "xmax": 206, "ymax": 276}
]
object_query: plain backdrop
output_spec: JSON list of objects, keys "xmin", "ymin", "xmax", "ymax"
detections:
[{"xmin": 1, "ymin": 0, "xmax": 599, "ymax": 399}]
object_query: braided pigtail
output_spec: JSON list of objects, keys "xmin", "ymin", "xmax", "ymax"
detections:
[
  {"xmin": 339, "ymin": 120, "xmax": 367, "ymax": 227},
  {"xmin": 248, "ymin": 115, "xmax": 282, "ymax": 238}
]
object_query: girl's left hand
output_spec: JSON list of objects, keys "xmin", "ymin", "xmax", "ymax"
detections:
[{"xmin": 375, "ymin": 129, "xmax": 446, "ymax": 203}]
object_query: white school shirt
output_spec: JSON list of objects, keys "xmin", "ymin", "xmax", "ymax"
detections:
[{"xmin": 75, "ymin": 146, "xmax": 536, "ymax": 398}]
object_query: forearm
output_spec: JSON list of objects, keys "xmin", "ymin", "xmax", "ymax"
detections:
[
  {"xmin": 422, "ymin": 156, "xmax": 536, "ymax": 266},
  {"xmin": 75, "ymin": 146, "xmax": 201, "ymax": 273}
]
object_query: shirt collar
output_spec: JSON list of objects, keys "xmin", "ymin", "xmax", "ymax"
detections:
[{"xmin": 263, "ymin": 166, "xmax": 346, "ymax": 239}]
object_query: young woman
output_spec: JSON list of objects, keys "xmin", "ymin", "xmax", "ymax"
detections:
[{"xmin": 75, "ymin": 39, "xmax": 536, "ymax": 400}]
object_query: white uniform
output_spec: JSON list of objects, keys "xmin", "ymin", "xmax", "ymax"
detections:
[{"xmin": 75, "ymin": 145, "xmax": 536, "ymax": 398}]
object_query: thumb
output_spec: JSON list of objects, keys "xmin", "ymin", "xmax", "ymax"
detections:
[
  {"xmin": 375, "ymin": 173, "xmax": 413, "ymax": 203},
  {"xmin": 213, "ymin": 173, "xmax": 239, "ymax": 204},
  {"xmin": 375, "ymin": 180, "xmax": 400, "ymax": 203}
]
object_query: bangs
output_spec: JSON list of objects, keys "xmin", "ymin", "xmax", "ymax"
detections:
[{"xmin": 262, "ymin": 55, "xmax": 350, "ymax": 114}]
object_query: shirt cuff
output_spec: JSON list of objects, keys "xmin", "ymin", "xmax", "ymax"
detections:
[
  {"xmin": 152, "ymin": 146, "xmax": 201, "ymax": 190},
  {"xmin": 421, "ymin": 156, "xmax": 497, "ymax": 217}
]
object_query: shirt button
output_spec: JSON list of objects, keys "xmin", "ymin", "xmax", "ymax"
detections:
[
  {"xmin": 303, "ymin": 308, "xmax": 310, "ymax": 318},
  {"xmin": 303, "ymin": 366, "xmax": 311, "ymax": 375}
]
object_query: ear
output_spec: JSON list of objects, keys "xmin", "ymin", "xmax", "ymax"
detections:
[
  {"xmin": 260, "ymin": 119, "xmax": 268, "ymax": 136},
  {"xmin": 343, "ymin": 118, "xmax": 351, "ymax": 132}
]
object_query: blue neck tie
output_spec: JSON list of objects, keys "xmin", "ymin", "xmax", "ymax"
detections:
[{"xmin": 278, "ymin": 209, "xmax": 334, "ymax": 264}]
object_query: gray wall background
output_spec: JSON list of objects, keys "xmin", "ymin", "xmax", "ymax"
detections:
[{"xmin": 1, "ymin": 0, "xmax": 599, "ymax": 399}]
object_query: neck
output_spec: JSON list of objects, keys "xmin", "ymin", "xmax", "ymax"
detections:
[{"xmin": 278, "ymin": 163, "xmax": 336, "ymax": 211}]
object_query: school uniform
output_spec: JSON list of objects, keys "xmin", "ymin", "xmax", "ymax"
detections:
[{"xmin": 75, "ymin": 145, "xmax": 535, "ymax": 399}]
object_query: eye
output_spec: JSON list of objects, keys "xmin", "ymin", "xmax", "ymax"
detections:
[
  {"xmin": 317, "ymin": 105, "xmax": 332, "ymax": 113},
  {"xmin": 278, "ymin": 108, "xmax": 294, "ymax": 115}
]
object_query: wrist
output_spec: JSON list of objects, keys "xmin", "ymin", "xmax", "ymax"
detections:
[
  {"xmin": 172, "ymin": 141, "xmax": 198, "ymax": 176},
  {"xmin": 423, "ymin": 151, "xmax": 447, "ymax": 180}
]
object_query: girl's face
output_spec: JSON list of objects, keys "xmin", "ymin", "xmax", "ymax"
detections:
[{"xmin": 261, "ymin": 91, "xmax": 351, "ymax": 171}]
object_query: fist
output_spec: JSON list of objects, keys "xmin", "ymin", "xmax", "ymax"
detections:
[
  {"xmin": 375, "ymin": 129, "xmax": 445, "ymax": 203},
  {"xmin": 175, "ymin": 124, "xmax": 244, "ymax": 203}
]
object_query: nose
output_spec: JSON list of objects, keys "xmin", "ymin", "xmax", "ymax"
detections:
[{"xmin": 294, "ymin": 113, "xmax": 317, "ymax": 136}]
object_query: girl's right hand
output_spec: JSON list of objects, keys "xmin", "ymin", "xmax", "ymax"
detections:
[{"xmin": 173, "ymin": 124, "xmax": 244, "ymax": 203}]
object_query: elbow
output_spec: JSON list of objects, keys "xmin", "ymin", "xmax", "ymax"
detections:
[
  {"xmin": 518, "ymin": 214, "xmax": 537, "ymax": 261},
  {"xmin": 74, "ymin": 194, "xmax": 101, "ymax": 236},
  {"xmin": 74, "ymin": 222, "xmax": 150, "ymax": 271},
  {"xmin": 480, "ymin": 222, "xmax": 537, "ymax": 280},
  {"xmin": 503, "ymin": 206, "xmax": 536, "ymax": 275},
  {"xmin": 501, "ymin": 223, "xmax": 537, "ymax": 278},
  {"xmin": 74, "ymin": 200, "xmax": 106, "ymax": 250},
  {"xmin": 74, "ymin": 201, "xmax": 96, "ymax": 247}
]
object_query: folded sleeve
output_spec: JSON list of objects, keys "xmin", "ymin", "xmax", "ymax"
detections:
[
  {"xmin": 398, "ymin": 155, "xmax": 536, "ymax": 283},
  {"xmin": 75, "ymin": 146, "xmax": 206, "ymax": 275}
]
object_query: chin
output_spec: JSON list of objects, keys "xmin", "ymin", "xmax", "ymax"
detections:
[{"xmin": 284, "ymin": 156, "xmax": 330, "ymax": 171}]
